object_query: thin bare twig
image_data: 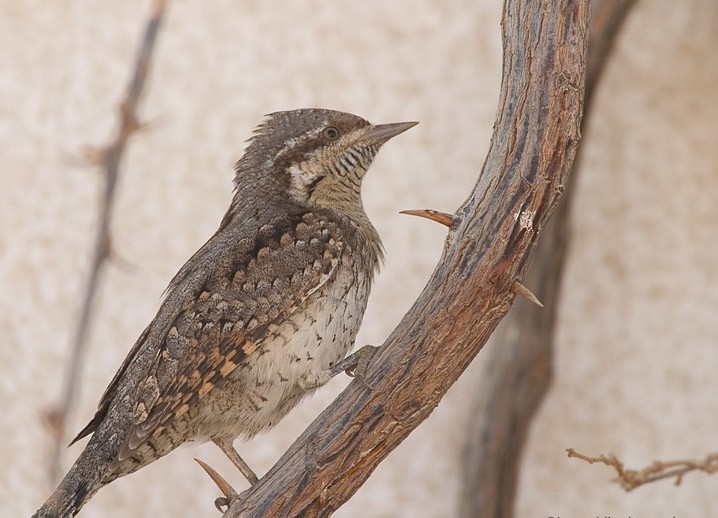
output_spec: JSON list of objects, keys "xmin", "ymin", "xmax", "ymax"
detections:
[
  {"xmin": 45, "ymin": 0, "xmax": 167, "ymax": 484},
  {"xmin": 567, "ymin": 448, "xmax": 718, "ymax": 491}
]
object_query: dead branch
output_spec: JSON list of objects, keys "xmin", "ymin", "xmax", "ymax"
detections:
[
  {"xmin": 221, "ymin": 1, "xmax": 589, "ymax": 516},
  {"xmin": 459, "ymin": 2, "xmax": 636, "ymax": 517},
  {"xmin": 567, "ymin": 449, "xmax": 718, "ymax": 491},
  {"xmin": 44, "ymin": 0, "xmax": 167, "ymax": 484}
]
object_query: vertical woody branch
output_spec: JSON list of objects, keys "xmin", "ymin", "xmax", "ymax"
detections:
[
  {"xmin": 459, "ymin": 2, "xmax": 636, "ymax": 517},
  {"xmin": 225, "ymin": 0, "xmax": 589, "ymax": 516},
  {"xmin": 45, "ymin": 0, "xmax": 167, "ymax": 484}
]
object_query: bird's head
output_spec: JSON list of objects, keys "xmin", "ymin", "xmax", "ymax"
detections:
[{"xmin": 232, "ymin": 109, "xmax": 417, "ymax": 224}]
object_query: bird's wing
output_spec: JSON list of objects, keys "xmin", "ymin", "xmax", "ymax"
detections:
[{"xmin": 115, "ymin": 211, "xmax": 345, "ymax": 460}]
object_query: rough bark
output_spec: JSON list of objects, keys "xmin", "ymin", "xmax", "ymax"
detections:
[
  {"xmin": 225, "ymin": 1, "xmax": 589, "ymax": 516},
  {"xmin": 459, "ymin": 2, "xmax": 636, "ymax": 517}
]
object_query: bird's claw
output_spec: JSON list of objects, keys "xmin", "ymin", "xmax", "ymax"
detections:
[
  {"xmin": 336, "ymin": 345, "xmax": 379, "ymax": 390},
  {"xmin": 215, "ymin": 497, "xmax": 231, "ymax": 512}
]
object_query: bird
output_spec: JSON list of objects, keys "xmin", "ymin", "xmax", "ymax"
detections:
[{"xmin": 33, "ymin": 108, "xmax": 417, "ymax": 517}]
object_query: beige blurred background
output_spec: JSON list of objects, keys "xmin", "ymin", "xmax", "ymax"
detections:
[{"xmin": 2, "ymin": 1, "xmax": 718, "ymax": 517}]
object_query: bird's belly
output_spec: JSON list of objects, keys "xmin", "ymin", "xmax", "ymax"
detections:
[{"xmin": 196, "ymin": 265, "xmax": 370, "ymax": 440}]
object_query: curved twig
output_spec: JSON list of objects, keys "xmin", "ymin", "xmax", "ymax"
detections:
[{"xmin": 567, "ymin": 449, "xmax": 718, "ymax": 491}]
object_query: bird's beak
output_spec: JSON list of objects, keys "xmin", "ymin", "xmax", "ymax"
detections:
[{"xmin": 363, "ymin": 120, "xmax": 419, "ymax": 145}]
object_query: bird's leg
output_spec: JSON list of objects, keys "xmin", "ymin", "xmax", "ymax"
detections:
[
  {"xmin": 330, "ymin": 344, "xmax": 379, "ymax": 389},
  {"xmin": 212, "ymin": 438, "xmax": 259, "ymax": 486}
]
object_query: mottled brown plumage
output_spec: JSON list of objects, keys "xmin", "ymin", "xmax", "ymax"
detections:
[{"xmin": 34, "ymin": 109, "xmax": 416, "ymax": 517}]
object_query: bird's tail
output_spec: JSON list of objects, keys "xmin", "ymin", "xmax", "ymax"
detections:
[{"xmin": 32, "ymin": 437, "xmax": 114, "ymax": 518}]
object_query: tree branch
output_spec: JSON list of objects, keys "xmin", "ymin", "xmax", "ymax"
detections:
[
  {"xmin": 220, "ymin": 0, "xmax": 589, "ymax": 516},
  {"xmin": 567, "ymin": 449, "xmax": 718, "ymax": 491},
  {"xmin": 459, "ymin": 2, "xmax": 635, "ymax": 516},
  {"xmin": 44, "ymin": 0, "xmax": 167, "ymax": 484}
]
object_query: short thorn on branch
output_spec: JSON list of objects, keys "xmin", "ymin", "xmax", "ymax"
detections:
[
  {"xmin": 511, "ymin": 280, "xmax": 543, "ymax": 307},
  {"xmin": 107, "ymin": 243, "xmax": 137, "ymax": 273},
  {"xmin": 195, "ymin": 458, "xmax": 240, "ymax": 512},
  {"xmin": 118, "ymin": 101, "xmax": 143, "ymax": 138},
  {"xmin": 80, "ymin": 146, "xmax": 110, "ymax": 167},
  {"xmin": 567, "ymin": 448, "xmax": 718, "ymax": 491},
  {"xmin": 399, "ymin": 208, "xmax": 456, "ymax": 227}
]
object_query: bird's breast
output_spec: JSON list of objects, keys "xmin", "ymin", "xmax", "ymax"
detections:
[{"xmin": 196, "ymin": 254, "xmax": 373, "ymax": 439}]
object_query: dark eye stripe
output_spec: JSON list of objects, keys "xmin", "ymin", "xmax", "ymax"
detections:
[{"xmin": 307, "ymin": 175, "xmax": 324, "ymax": 193}]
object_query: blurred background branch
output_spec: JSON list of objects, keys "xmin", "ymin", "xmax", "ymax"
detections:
[
  {"xmin": 567, "ymin": 448, "xmax": 718, "ymax": 490},
  {"xmin": 459, "ymin": 2, "xmax": 636, "ymax": 516},
  {"xmin": 44, "ymin": 0, "xmax": 167, "ymax": 484}
]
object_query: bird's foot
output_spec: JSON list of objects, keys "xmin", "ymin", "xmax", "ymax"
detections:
[{"xmin": 331, "ymin": 345, "xmax": 379, "ymax": 389}]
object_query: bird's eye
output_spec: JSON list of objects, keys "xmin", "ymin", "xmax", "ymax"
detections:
[{"xmin": 323, "ymin": 126, "xmax": 340, "ymax": 140}]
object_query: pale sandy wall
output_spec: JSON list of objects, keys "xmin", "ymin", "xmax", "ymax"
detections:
[{"xmin": 2, "ymin": 1, "xmax": 717, "ymax": 517}]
